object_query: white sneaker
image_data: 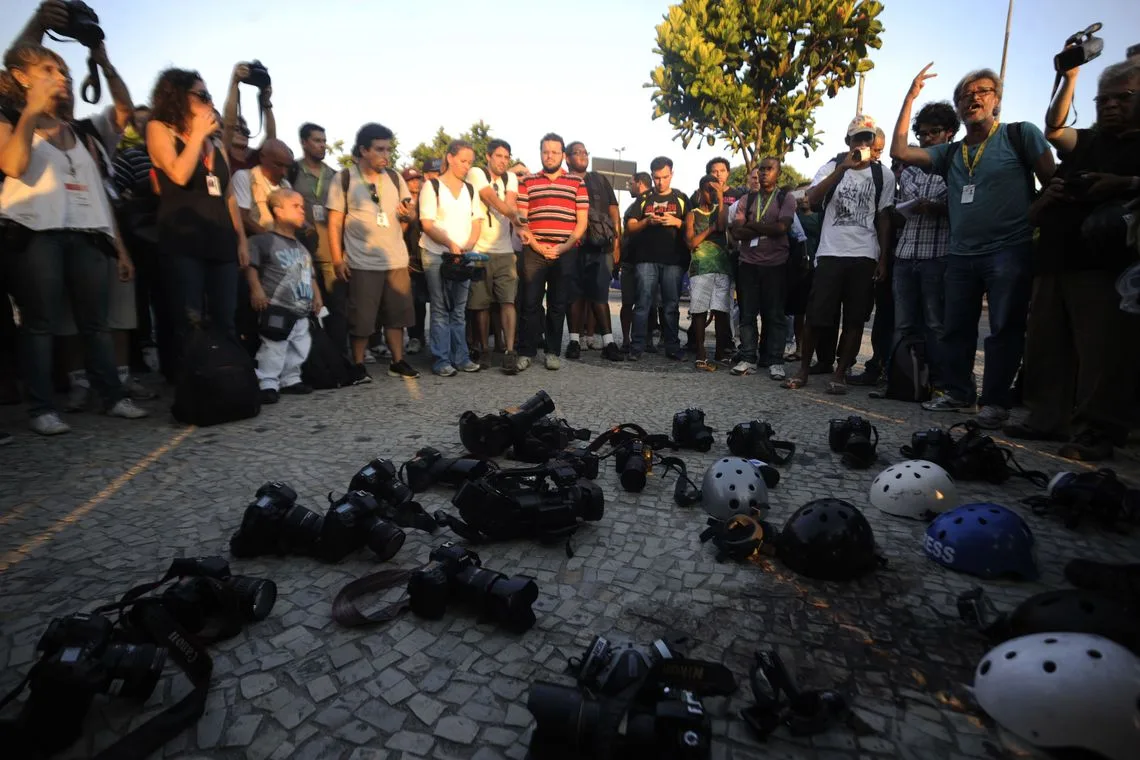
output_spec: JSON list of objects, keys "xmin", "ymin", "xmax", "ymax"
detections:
[
  {"xmin": 406, "ymin": 338, "xmax": 423, "ymax": 355},
  {"xmin": 585, "ymin": 336, "xmax": 599, "ymax": 350},
  {"xmin": 545, "ymin": 354, "xmax": 561, "ymax": 371},
  {"xmin": 374, "ymin": 344, "xmax": 392, "ymax": 359},
  {"xmin": 975, "ymin": 405, "xmax": 1010, "ymax": 430},
  {"xmin": 459, "ymin": 361, "xmax": 481, "ymax": 373},
  {"xmin": 516, "ymin": 356, "xmax": 531, "ymax": 372},
  {"xmin": 363, "ymin": 351, "xmax": 378, "ymax": 364},
  {"xmin": 107, "ymin": 398, "xmax": 149, "ymax": 419},
  {"xmin": 730, "ymin": 361, "xmax": 758, "ymax": 376},
  {"xmin": 65, "ymin": 384, "xmax": 91, "ymax": 412},
  {"xmin": 768, "ymin": 364, "xmax": 786, "ymax": 381},
  {"xmin": 30, "ymin": 412, "xmax": 71, "ymax": 436}
]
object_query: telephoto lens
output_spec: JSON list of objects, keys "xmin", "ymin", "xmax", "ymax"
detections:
[
  {"xmin": 363, "ymin": 517, "xmax": 406, "ymax": 561},
  {"xmin": 453, "ymin": 564, "xmax": 539, "ymax": 633},
  {"xmin": 526, "ymin": 682, "xmax": 605, "ymax": 753},
  {"xmin": 228, "ymin": 576, "xmax": 278, "ymax": 622},
  {"xmin": 161, "ymin": 574, "xmax": 278, "ymax": 633},
  {"xmin": 615, "ymin": 441, "xmax": 652, "ymax": 492}
]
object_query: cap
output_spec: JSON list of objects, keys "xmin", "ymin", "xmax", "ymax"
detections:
[
  {"xmin": 401, "ymin": 167, "xmax": 422, "ymax": 182},
  {"xmin": 423, "ymin": 157, "xmax": 443, "ymax": 173},
  {"xmin": 847, "ymin": 114, "xmax": 877, "ymax": 138}
]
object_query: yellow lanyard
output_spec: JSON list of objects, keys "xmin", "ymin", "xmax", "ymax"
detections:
[
  {"xmin": 961, "ymin": 120, "xmax": 1000, "ymax": 179},
  {"xmin": 754, "ymin": 190, "xmax": 776, "ymax": 222}
]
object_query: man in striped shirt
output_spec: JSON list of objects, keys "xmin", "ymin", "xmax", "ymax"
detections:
[{"xmin": 515, "ymin": 133, "xmax": 588, "ymax": 372}]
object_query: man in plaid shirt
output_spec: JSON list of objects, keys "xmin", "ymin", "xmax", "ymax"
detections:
[{"xmin": 892, "ymin": 101, "xmax": 959, "ymax": 390}]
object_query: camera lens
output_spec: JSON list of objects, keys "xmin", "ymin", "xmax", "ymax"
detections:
[
  {"xmin": 364, "ymin": 519, "xmax": 405, "ymax": 561},
  {"xmin": 282, "ymin": 504, "xmax": 324, "ymax": 554},
  {"xmin": 482, "ymin": 574, "xmax": 538, "ymax": 633},
  {"xmin": 101, "ymin": 643, "xmax": 166, "ymax": 700},
  {"xmin": 575, "ymin": 481, "xmax": 605, "ymax": 521},
  {"xmin": 527, "ymin": 682, "xmax": 601, "ymax": 750},
  {"xmin": 230, "ymin": 576, "xmax": 277, "ymax": 622}
]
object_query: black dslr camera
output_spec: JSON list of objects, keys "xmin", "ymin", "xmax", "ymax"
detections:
[
  {"xmin": 459, "ymin": 390, "xmax": 556, "ymax": 458},
  {"xmin": 401, "ymin": 447, "xmax": 495, "ymax": 493},
  {"xmin": 527, "ymin": 635, "xmax": 729, "ymax": 760},
  {"xmin": 230, "ymin": 481, "xmax": 324, "ymax": 558},
  {"xmin": 828, "ymin": 416, "xmax": 879, "ymax": 469},
  {"xmin": 241, "ymin": 59, "xmax": 272, "ymax": 89},
  {"xmin": 614, "ymin": 439, "xmax": 653, "ymax": 492},
  {"xmin": 57, "ymin": 1, "xmax": 105, "ymax": 47},
  {"xmin": 549, "ymin": 446, "xmax": 601, "ymax": 480},
  {"xmin": 9, "ymin": 611, "xmax": 166, "ymax": 755},
  {"xmin": 320, "ymin": 491, "xmax": 406, "ymax": 563},
  {"xmin": 513, "ymin": 416, "xmax": 592, "ymax": 463},
  {"xmin": 153, "ymin": 556, "xmax": 276, "ymax": 636},
  {"xmin": 672, "ymin": 408, "xmax": 713, "ymax": 452},
  {"xmin": 348, "ymin": 457, "xmax": 439, "ymax": 532},
  {"xmin": 907, "ymin": 427, "xmax": 954, "ymax": 463},
  {"xmin": 726, "ymin": 420, "xmax": 795, "ymax": 471},
  {"xmin": 406, "ymin": 542, "xmax": 538, "ymax": 633},
  {"xmin": 1055, "ymin": 22, "xmax": 1104, "ymax": 72},
  {"xmin": 1031, "ymin": 469, "xmax": 1140, "ymax": 530}
]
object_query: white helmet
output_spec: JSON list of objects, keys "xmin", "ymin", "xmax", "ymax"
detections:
[
  {"xmin": 973, "ymin": 632, "xmax": 1140, "ymax": 760},
  {"xmin": 700, "ymin": 457, "xmax": 769, "ymax": 521},
  {"xmin": 869, "ymin": 460, "xmax": 957, "ymax": 520}
]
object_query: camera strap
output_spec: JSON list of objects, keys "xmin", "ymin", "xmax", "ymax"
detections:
[
  {"xmin": 586, "ymin": 423, "xmax": 675, "ymax": 456},
  {"xmin": 331, "ymin": 569, "xmax": 415, "ymax": 627},
  {"xmin": 658, "ymin": 456, "xmax": 701, "ymax": 507},
  {"xmin": 739, "ymin": 650, "xmax": 849, "ymax": 741}
]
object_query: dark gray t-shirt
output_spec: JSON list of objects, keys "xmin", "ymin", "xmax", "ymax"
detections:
[{"xmin": 248, "ymin": 232, "xmax": 315, "ymax": 316}]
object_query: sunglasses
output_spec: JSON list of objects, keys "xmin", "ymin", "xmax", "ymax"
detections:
[
  {"xmin": 190, "ymin": 89, "xmax": 213, "ymax": 104},
  {"xmin": 367, "ymin": 184, "xmax": 380, "ymax": 206}
]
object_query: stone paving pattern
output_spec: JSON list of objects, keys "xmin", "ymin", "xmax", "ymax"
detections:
[{"xmin": 2, "ymin": 324, "xmax": 1139, "ymax": 760}]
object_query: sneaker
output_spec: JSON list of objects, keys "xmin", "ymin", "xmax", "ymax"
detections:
[
  {"xmin": 363, "ymin": 350, "xmax": 378, "ymax": 365},
  {"xmin": 627, "ymin": 352, "xmax": 642, "ymax": 362},
  {"xmin": 30, "ymin": 412, "xmax": 70, "ymax": 436},
  {"xmin": 107, "ymin": 398, "xmax": 149, "ymax": 419},
  {"xmin": 516, "ymin": 356, "xmax": 532, "ymax": 372},
  {"xmin": 259, "ymin": 388, "xmax": 280, "ymax": 405},
  {"xmin": 731, "ymin": 361, "xmax": 758, "ymax": 376},
  {"xmin": 768, "ymin": 364, "xmax": 786, "ymax": 381},
  {"xmin": 545, "ymin": 354, "xmax": 561, "ymax": 371},
  {"xmin": 65, "ymin": 385, "xmax": 91, "ymax": 412},
  {"xmin": 585, "ymin": 335, "xmax": 600, "ymax": 350},
  {"xmin": 0, "ymin": 431, "xmax": 11, "ymax": 445},
  {"xmin": 502, "ymin": 351, "xmax": 520, "ymax": 375},
  {"xmin": 125, "ymin": 377, "xmax": 158, "ymax": 401},
  {"xmin": 459, "ymin": 361, "xmax": 481, "ymax": 373},
  {"xmin": 565, "ymin": 341, "xmax": 581, "ymax": 360},
  {"xmin": 349, "ymin": 364, "xmax": 372, "ymax": 385},
  {"xmin": 435, "ymin": 365, "xmax": 458, "ymax": 377},
  {"xmin": 975, "ymin": 405, "xmax": 1010, "ymax": 429},
  {"xmin": 280, "ymin": 383, "xmax": 313, "ymax": 395},
  {"xmin": 389, "ymin": 360, "xmax": 421, "ymax": 379},
  {"xmin": 1058, "ymin": 430, "xmax": 1114, "ymax": 462},
  {"xmin": 374, "ymin": 344, "xmax": 392, "ymax": 360},
  {"xmin": 922, "ymin": 394, "xmax": 973, "ymax": 412},
  {"xmin": 602, "ymin": 343, "xmax": 624, "ymax": 362},
  {"xmin": 406, "ymin": 338, "xmax": 423, "ymax": 355}
]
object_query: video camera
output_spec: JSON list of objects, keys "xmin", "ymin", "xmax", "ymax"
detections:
[
  {"xmin": 828, "ymin": 416, "xmax": 879, "ymax": 469},
  {"xmin": 459, "ymin": 390, "xmax": 556, "ymax": 458},
  {"xmin": 512, "ymin": 416, "xmax": 592, "ymax": 464},
  {"xmin": 671, "ymin": 408, "xmax": 713, "ymax": 452},
  {"xmin": 407, "ymin": 542, "xmax": 538, "ymax": 633},
  {"xmin": 441, "ymin": 252, "xmax": 490, "ymax": 282},
  {"xmin": 1055, "ymin": 22, "xmax": 1104, "ymax": 72},
  {"xmin": 400, "ymin": 446, "xmax": 496, "ymax": 493}
]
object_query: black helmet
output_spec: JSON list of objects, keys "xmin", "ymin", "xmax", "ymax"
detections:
[
  {"xmin": 1008, "ymin": 589, "xmax": 1140, "ymax": 655},
  {"xmin": 776, "ymin": 499, "xmax": 878, "ymax": 581}
]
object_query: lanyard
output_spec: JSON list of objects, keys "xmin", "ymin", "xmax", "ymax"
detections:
[
  {"xmin": 961, "ymin": 121, "xmax": 1000, "ymax": 179},
  {"xmin": 304, "ymin": 164, "xmax": 326, "ymax": 199},
  {"xmin": 754, "ymin": 190, "xmax": 776, "ymax": 223}
]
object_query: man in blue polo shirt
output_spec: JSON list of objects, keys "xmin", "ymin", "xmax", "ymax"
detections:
[{"xmin": 890, "ymin": 64, "xmax": 1055, "ymax": 428}]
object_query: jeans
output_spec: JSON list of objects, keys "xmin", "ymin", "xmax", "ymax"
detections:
[
  {"xmin": 737, "ymin": 262, "xmax": 787, "ymax": 366},
  {"xmin": 518, "ymin": 247, "xmax": 571, "ymax": 357},
  {"xmin": 631, "ymin": 262, "xmax": 683, "ymax": 354},
  {"xmin": 940, "ymin": 245, "xmax": 1032, "ymax": 407},
  {"xmin": 14, "ymin": 231, "xmax": 124, "ymax": 416},
  {"xmin": 892, "ymin": 257, "xmax": 946, "ymax": 386},
  {"xmin": 423, "ymin": 252, "xmax": 471, "ymax": 371}
]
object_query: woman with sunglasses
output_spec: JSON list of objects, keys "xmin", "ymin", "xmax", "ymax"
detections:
[{"xmin": 147, "ymin": 68, "xmax": 249, "ymax": 378}]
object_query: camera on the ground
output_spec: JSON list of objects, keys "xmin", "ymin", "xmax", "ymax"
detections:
[
  {"xmin": 406, "ymin": 542, "xmax": 538, "ymax": 632},
  {"xmin": 672, "ymin": 408, "xmax": 713, "ymax": 452},
  {"xmin": 401, "ymin": 447, "xmax": 495, "ymax": 493},
  {"xmin": 614, "ymin": 439, "xmax": 653, "ymax": 492},
  {"xmin": 155, "ymin": 556, "xmax": 276, "ymax": 635},
  {"xmin": 828, "ymin": 416, "xmax": 878, "ymax": 469},
  {"xmin": 320, "ymin": 491, "xmax": 405, "ymax": 563},
  {"xmin": 229, "ymin": 481, "xmax": 324, "ymax": 558},
  {"xmin": 459, "ymin": 390, "xmax": 556, "ymax": 458}
]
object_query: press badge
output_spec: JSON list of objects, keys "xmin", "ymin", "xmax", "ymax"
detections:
[
  {"xmin": 961, "ymin": 184, "xmax": 976, "ymax": 204},
  {"xmin": 376, "ymin": 211, "xmax": 390, "ymax": 228},
  {"xmin": 64, "ymin": 182, "xmax": 91, "ymax": 207},
  {"xmin": 312, "ymin": 204, "xmax": 326, "ymax": 223},
  {"xmin": 206, "ymin": 174, "xmax": 222, "ymax": 197}
]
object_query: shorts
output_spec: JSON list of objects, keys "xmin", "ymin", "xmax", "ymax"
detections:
[
  {"xmin": 55, "ymin": 257, "xmax": 137, "ymax": 334},
  {"xmin": 347, "ymin": 267, "xmax": 415, "ymax": 336},
  {"xmin": 688, "ymin": 273, "xmax": 733, "ymax": 315},
  {"xmin": 805, "ymin": 256, "xmax": 877, "ymax": 329},
  {"xmin": 571, "ymin": 245, "xmax": 612, "ymax": 304},
  {"xmin": 467, "ymin": 251, "xmax": 519, "ymax": 310}
]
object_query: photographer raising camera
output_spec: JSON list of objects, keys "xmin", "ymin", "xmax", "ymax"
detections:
[{"xmin": 1014, "ymin": 51, "xmax": 1140, "ymax": 462}]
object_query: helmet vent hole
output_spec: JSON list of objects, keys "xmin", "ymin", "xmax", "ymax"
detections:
[
  {"xmin": 953, "ymin": 517, "xmax": 964, "ymax": 524},
  {"xmin": 968, "ymin": 507, "xmax": 975, "ymax": 512},
  {"xmin": 729, "ymin": 484, "xmax": 736, "ymax": 491},
  {"xmin": 838, "ymin": 511, "xmax": 848, "ymax": 520},
  {"xmin": 913, "ymin": 472, "xmax": 921, "ymax": 479},
  {"xmin": 729, "ymin": 498, "xmax": 739, "ymax": 509},
  {"xmin": 749, "ymin": 499, "xmax": 758, "ymax": 507},
  {"xmin": 715, "ymin": 472, "xmax": 723, "ymax": 479},
  {"xmin": 1079, "ymin": 601, "xmax": 1095, "ymax": 614},
  {"xmin": 1087, "ymin": 650, "xmax": 1102, "ymax": 659},
  {"xmin": 748, "ymin": 484, "xmax": 755, "ymax": 491},
  {"xmin": 819, "ymin": 514, "xmax": 829, "ymax": 523},
  {"xmin": 989, "ymin": 508, "xmax": 1000, "ymax": 514},
  {"xmin": 1004, "ymin": 651, "xmax": 1016, "ymax": 660},
  {"xmin": 883, "ymin": 485, "xmax": 890, "ymax": 493},
  {"xmin": 921, "ymin": 464, "xmax": 931, "ymax": 469},
  {"xmin": 1044, "ymin": 638, "xmax": 1058, "ymax": 644},
  {"xmin": 1043, "ymin": 661, "xmax": 1056, "ymax": 673},
  {"xmin": 978, "ymin": 517, "xmax": 988, "ymax": 525},
  {"xmin": 804, "ymin": 508, "xmax": 814, "ymax": 515},
  {"xmin": 722, "ymin": 458, "xmax": 730, "ymax": 463},
  {"xmin": 937, "ymin": 530, "xmax": 947, "ymax": 540},
  {"xmin": 895, "ymin": 473, "xmax": 903, "ymax": 480},
  {"xmin": 979, "ymin": 660, "xmax": 991, "ymax": 675},
  {"xmin": 736, "ymin": 469, "xmax": 743, "ymax": 475},
  {"xmin": 904, "ymin": 464, "xmax": 911, "ymax": 469}
]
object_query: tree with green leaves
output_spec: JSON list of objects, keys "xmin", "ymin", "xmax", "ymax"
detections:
[
  {"xmin": 407, "ymin": 121, "xmax": 500, "ymax": 169},
  {"xmin": 649, "ymin": 0, "xmax": 884, "ymax": 172}
]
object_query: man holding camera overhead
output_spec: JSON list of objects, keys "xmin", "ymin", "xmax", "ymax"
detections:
[
  {"xmin": 891, "ymin": 64, "xmax": 1054, "ymax": 430},
  {"xmin": 222, "ymin": 61, "xmax": 276, "ymax": 172},
  {"xmin": 1009, "ymin": 57, "xmax": 1140, "ymax": 461}
]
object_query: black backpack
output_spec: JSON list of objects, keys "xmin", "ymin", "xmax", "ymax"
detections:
[
  {"xmin": 172, "ymin": 327, "xmax": 260, "ymax": 426},
  {"xmin": 302, "ymin": 317, "xmax": 356, "ymax": 389},
  {"xmin": 583, "ymin": 172, "xmax": 617, "ymax": 248},
  {"xmin": 884, "ymin": 334, "xmax": 932, "ymax": 403}
]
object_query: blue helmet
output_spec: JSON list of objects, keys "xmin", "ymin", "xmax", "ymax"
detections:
[{"xmin": 924, "ymin": 503, "xmax": 1038, "ymax": 580}]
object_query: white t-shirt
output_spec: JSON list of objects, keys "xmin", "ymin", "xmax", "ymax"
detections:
[
  {"xmin": 810, "ymin": 161, "xmax": 896, "ymax": 260},
  {"xmin": 418, "ymin": 178, "xmax": 482, "ymax": 256},
  {"xmin": 468, "ymin": 167, "xmax": 517, "ymax": 254},
  {"xmin": 231, "ymin": 168, "xmax": 288, "ymax": 210}
]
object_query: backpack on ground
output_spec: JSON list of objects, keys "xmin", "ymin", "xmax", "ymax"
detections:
[
  {"xmin": 884, "ymin": 334, "xmax": 932, "ymax": 403},
  {"xmin": 302, "ymin": 316, "xmax": 356, "ymax": 389},
  {"xmin": 171, "ymin": 327, "xmax": 261, "ymax": 426}
]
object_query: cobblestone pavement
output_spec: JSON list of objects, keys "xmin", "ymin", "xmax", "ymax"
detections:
[{"xmin": 2, "ymin": 316, "xmax": 1139, "ymax": 760}]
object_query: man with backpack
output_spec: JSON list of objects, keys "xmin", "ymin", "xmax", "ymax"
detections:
[
  {"xmin": 891, "ymin": 65, "xmax": 1055, "ymax": 428},
  {"xmin": 784, "ymin": 115, "xmax": 896, "ymax": 394}
]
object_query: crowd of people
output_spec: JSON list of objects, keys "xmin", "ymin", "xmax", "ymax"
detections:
[{"xmin": 1, "ymin": 2, "xmax": 1138, "ymax": 465}]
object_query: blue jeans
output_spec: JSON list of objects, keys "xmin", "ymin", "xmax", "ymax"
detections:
[
  {"xmin": 892, "ymin": 257, "xmax": 947, "ymax": 386},
  {"xmin": 631, "ymin": 263, "xmax": 682, "ymax": 354},
  {"xmin": 423, "ymin": 253, "xmax": 471, "ymax": 372},
  {"xmin": 14, "ymin": 231, "xmax": 124, "ymax": 416},
  {"xmin": 940, "ymin": 245, "xmax": 1032, "ymax": 407}
]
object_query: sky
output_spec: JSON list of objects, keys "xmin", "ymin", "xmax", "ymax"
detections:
[{"xmin": 3, "ymin": 0, "xmax": 1138, "ymax": 197}]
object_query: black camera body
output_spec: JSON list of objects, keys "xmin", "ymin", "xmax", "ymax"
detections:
[
  {"xmin": 513, "ymin": 416, "xmax": 591, "ymax": 463},
  {"xmin": 230, "ymin": 481, "xmax": 324, "ymax": 558},
  {"xmin": 672, "ymin": 408, "xmax": 713, "ymax": 452},
  {"xmin": 1055, "ymin": 23, "xmax": 1104, "ymax": 72},
  {"xmin": 906, "ymin": 423, "xmax": 1011, "ymax": 484},
  {"xmin": 241, "ymin": 59, "xmax": 271, "ymax": 89},
  {"xmin": 406, "ymin": 542, "xmax": 539, "ymax": 632},
  {"xmin": 907, "ymin": 428, "xmax": 953, "ymax": 462},
  {"xmin": 828, "ymin": 416, "xmax": 878, "ymax": 469},
  {"xmin": 401, "ymin": 447, "xmax": 494, "ymax": 493},
  {"xmin": 57, "ymin": 1, "xmax": 105, "ymax": 47},
  {"xmin": 614, "ymin": 440, "xmax": 653, "ymax": 492},
  {"xmin": 550, "ymin": 446, "xmax": 601, "ymax": 480},
  {"xmin": 350, "ymin": 458, "xmax": 414, "ymax": 506},
  {"xmin": 320, "ymin": 491, "xmax": 406, "ymax": 563},
  {"xmin": 156, "ymin": 557, "xmax": 277, "ymax": 636},
  {"xmin": 459, "ymin": 390, "xmax": 556, "ymax": 458}
]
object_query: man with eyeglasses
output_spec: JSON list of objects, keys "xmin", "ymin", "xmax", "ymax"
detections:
[
  {"xmin": 1006, "ymin": 60, "xmax": 1140, "ymax": 461},
  {"xmin": 891, "ymin": 65, "xmax": 1054, "ymax": 429}
]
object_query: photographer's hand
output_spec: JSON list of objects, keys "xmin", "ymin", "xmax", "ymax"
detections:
[
  {"xmin": 232, "ymin": 63, "xmax": 251, "ymax": 84},
  {"xmin": 1082, "ymin": 172, "xmax": 1133, "ymax": 203},
  {"xmin": 14, "ymin": 1, "xmax": 67, "ymax": 45}
]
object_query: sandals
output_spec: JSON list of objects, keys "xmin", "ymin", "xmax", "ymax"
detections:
[
  {"xmin": 826, "ymin": 380, "xmax": 848, "ymax": 395},
  {"xmin": 782, "ymin": 377, "xmax": 807, "ymax": 390},
  {"xmin": 695, "ymin": 359, "xmax": 718, "ymax": 372}
]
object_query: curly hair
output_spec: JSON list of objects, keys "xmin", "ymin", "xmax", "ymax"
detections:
[
  {"xmin": 149, "ymin": 68, "xmax": 202, "ymax": 132},
  {"xmin": 0, "ymin": 44, "xmax": 68, "ymax": 112},
  {"xmin": 913, "ymin": 101, "xmax": 960, "ymax": 138}
]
